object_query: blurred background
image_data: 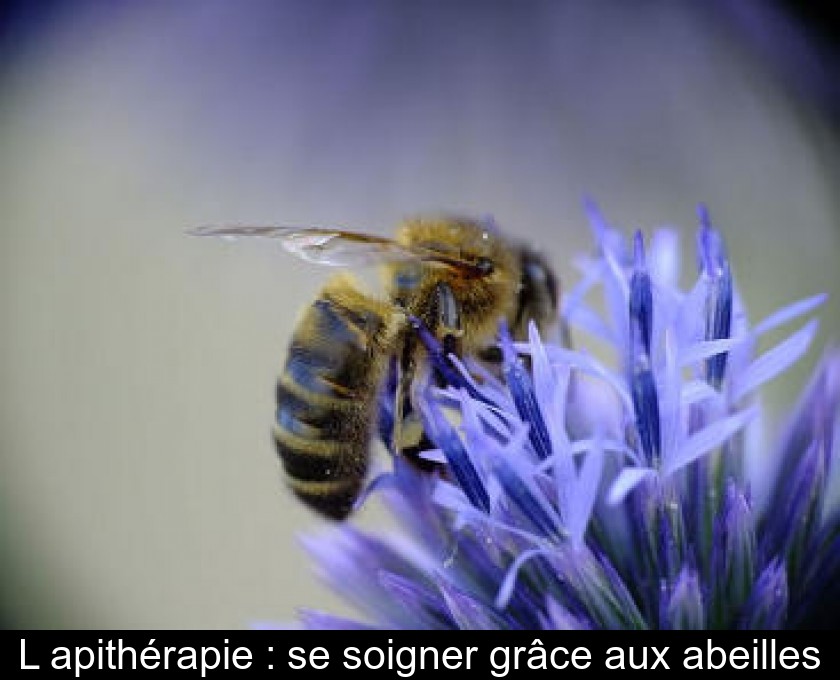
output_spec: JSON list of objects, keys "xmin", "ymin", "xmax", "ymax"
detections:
[{"xmin": 1, "ymin": 0, "xmax": 838, "ymax": 628}]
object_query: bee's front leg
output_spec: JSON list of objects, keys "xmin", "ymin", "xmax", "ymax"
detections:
[
  {"xmin": 423, "ymin": 284, "xmax": 493, "ymax": 405},
  {"xmin": 433, "ymin": 280, "xmax": 464, "ymax": 369},
  {"xmin": 404, "ymin": 282, "xmax": 469, "ymax": 392}
]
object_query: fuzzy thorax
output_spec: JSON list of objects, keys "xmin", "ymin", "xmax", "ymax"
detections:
[{"xmin": 388, "ymin": 217, "xmax": 520, "ymax": 351}]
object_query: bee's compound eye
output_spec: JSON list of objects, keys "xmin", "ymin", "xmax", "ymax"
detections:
[{"xmin": 476, "ymin": 257, "xmax": 494, "ymax": 275}]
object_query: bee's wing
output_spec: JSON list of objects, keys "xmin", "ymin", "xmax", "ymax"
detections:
[
  {"xmin": 188, "ymin": 225, "xmax": 426, "ymax": 267},
  {"xmin": 189, "ymin": 225, "xmax": 486, "ymax": 274}
]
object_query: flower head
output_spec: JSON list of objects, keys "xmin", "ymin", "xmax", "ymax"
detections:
[{"xmin": 294, "ymin": 204, "xmax": 839, "ymax": 630}]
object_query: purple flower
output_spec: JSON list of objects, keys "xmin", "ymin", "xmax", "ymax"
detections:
[{"xmin": 292, "ymin": 204, "xmax": 838, "ymax": 629}]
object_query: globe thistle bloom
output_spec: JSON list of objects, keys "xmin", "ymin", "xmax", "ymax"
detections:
[{"xmin": 296, "ymin": 205, "xmax": 839, "ymax": 630}]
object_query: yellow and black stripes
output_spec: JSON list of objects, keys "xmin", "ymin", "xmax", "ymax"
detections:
[{"xmin": 274, "ymin": 275, "xmax": 399, "ymax": 519}]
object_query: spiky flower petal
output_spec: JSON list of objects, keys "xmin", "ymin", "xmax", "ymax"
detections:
[{"xmin": 293, "ymin": 205, "xmax": 839, "ymax": 629}]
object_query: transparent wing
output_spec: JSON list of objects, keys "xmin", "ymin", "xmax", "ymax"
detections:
[
  {"xmin": 189, "ymin": 225, "xmax": 487, "ymax": 274},
  {"xmin": 188, "ymin": 225, "xmax": 428, "ymax": 267}
]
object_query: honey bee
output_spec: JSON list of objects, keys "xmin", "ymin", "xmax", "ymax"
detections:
[{"xmin": 192, "ymin": 217, "xmax": 559, "ymax": 519}]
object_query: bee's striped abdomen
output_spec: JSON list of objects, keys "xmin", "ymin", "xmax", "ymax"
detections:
[{"xmin": 274, "ymin": 277, "xmax": 396, "ymax": 519}]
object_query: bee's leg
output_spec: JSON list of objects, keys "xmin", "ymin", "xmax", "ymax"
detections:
[
  {"xmin": 377, "ymin": 355, "xmax": 399, "ymax": 452},
  {"xmin": 374, "ymin": 312, "xmax": 413, "ymax": 458},
  {"xmin": 383, "ymin": 308, "xmax": 424, "ymax": 461},
  {"xmin": 391, "ymin": 338, "xmax": 415, "ymax": 456},
  {"xmin": 390, "ymin": 335, "xmax": 441, "ymax": 472},
  {"xmin": 428, "ymin": 285, "xmax": 496, "ymax": 406},
  {"xmin": 477, "ymin": 345, "xmax": 503, "ymax": 364},
  {"xmin": 434, "ymin": 281, "xmax": 464, "ymax": 365},
  {"xmin": 408, "ymin": 286, "xmax": 491, "ymax": 404}
]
